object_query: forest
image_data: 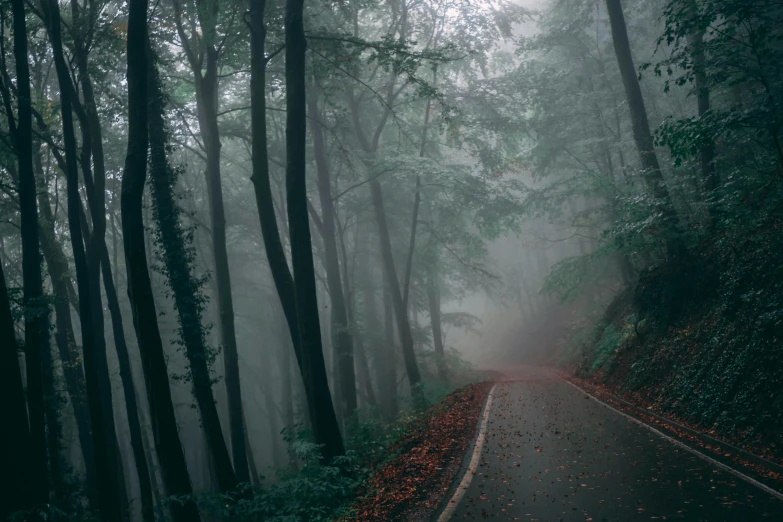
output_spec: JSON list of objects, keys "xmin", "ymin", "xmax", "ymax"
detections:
[{"xmin": 1, "ymin": 0, "xmax": 782, "ymax": 520}]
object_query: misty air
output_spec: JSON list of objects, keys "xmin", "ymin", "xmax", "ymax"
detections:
[{"xmin": 1, "ymin": 0, "xmax": 782, "ymax": 520}]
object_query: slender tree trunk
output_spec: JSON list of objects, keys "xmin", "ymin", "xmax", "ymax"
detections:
[
  {"xmin": 11, "ymin": 0, "xmax": 49, "ymax": 503},
  {"xmin": 201, "ymin": 46, "xmax": 248, "ymax": 489},
  {"xmin": 251, "ymin": 0, "xmax": 344, "ymax": 462},
  {"xmin": 685, "ymin": 0, "xmax": 719, "ymax": 207},
  {"xmin": 121, "ymin": 1, "xmax": 200, "ymax": 519},
  {"xmin": 402, "ymin": 78, "xmax": 435, "ymax": 309},
  {"xmin": 146, "ymin": 48, "xmax": 238, "ymax": 494},
  {"xmin": 382, "ymin": 277, "xmax": 399, "ymax": 419},
  {"xmin": 605, "ymin": 0, "xmax": 684, "ymax": 258},
  {"xmin": 309, "ymin": 88, "xmax": 357, "ymax": 419},
  {"xmin": 0, "ymin": 262, "xmax": 36, "ymax": 518},
  {"xmin": 371, "ymin": 181, "xmax": 423, "ymax": 399},
  {"xmin": 337, "ymin": 217, "xmax": 377, "ymax": 408},
  {"xmin": 43, "ymin": 0, "xmax": 123, "ymax": 517},
  {"xmin": 285, "ymin": 0, "xmax": 345, "ymax": 462},
  {"xmin": 67, "ymin": 7, "xmax": 156, "ymax": 515},
  {"xmin": 34, "ymin": 148, "xmax": 99, "ymax": 505},
  {"xmin": 243, "ymin": 418, "xmax": 261, "ymax": 485},
  {"xmin": 170, "ymin": 0, "xmax": 247, "ymax": 483},
  {"xmin": 101, "ymin": 249, "xmax": 155, "ymax": 522},
  {"xmin": 425, "ymin": 265, "xmax": 447, "ymax": 381}
]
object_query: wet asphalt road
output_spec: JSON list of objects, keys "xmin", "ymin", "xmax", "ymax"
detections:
[{"xmin": 446, "ymin": 367, "xmax": 783, "ymax": 521}]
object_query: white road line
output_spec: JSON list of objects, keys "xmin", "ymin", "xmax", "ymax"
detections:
[
  {"xmin": 562, "ymin": 379, "xmax": 783, "ymax": 502},
  {"xmin": 437, "ymin": 384, "xmax": 497, "ymax": 521}
]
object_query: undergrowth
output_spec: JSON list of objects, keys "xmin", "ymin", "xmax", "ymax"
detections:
[{"xmin": 177, "ymin": 379, "xmax": 480, "ymax": 522}]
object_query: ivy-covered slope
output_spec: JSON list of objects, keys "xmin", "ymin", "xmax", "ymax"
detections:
[{"xmin": 563, "ymin": 213, "xmax": 783, "ymax": 463}]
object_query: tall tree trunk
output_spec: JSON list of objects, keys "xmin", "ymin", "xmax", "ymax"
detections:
[
  {"xmin": 605, "ymin": 0, "xmax": 683, "ymax": 259},
  {"xmin": 382, "ymin": 276, "xmax": 399, "ymax": 419},
  {"xmin": 121, "ymin": 1, "xmax": 200, "ymax": 519},
  {"xmin": 67, "ymin": 6, "xmax": 156, "ymax": 514},
  {"xmin": 402, "ymin": 74, "xmax": 436, "ymax": 310},
  {"xmin": 146, "ymin": 46, "xmax": 237, "ymax": 494},
  {"xmin": 425, "ymin": 265, "xmax": 447, "ymax": 381},
  {"xmin": 285, "ymin": 0, "xmax": 345, "ymax": 462},
  {"xmin": 0, "ymin": 262, "xmax": 36, "ymax": 518},
  {"xmin": 370, "ymin": 181, "xmax": 423, "ymax": 399},
  {"xmin": 171, "ymin": 0, "xmax": 246, "ymax": 484},
  {"xmin": 250, "ymin": 0, "xmax": 344, "ymax": 462},
  {"xmin": 34, "ymin": 146, "xmax": 99, "ymax": 505},
  {"xmin": 43, "ymin": 0, "xmax": 123, "ymax": 517},
  {"xmin": 243, "ymin": 417, "xmax": 261, "ymax": 485},
  {"xmin": 102, "ymin": 250, "xmax": 155, "ymax": 522},
  {"xmin": 201, "ymin": 43, "xmax": 248, "ymax": 491},
  {"xmin": 337, "ymin": 217, "xmax": 377, "ymax": 408},
  {"xmin": 685, "ymin": 0, "xmax": 719, "ymax": 208},
  {"xmin": 309, "ymin": 88, "xmax": 357, "ymax": 420},
  {"xmin": 11, "ymin": 0, "xmax": 49, "ymax": 503}
]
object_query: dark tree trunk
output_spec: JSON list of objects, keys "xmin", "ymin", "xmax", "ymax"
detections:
[
  {"xmin": 685, "ymin": 0, "xmax": 719, "ymax": 204},
  {"xmin": 201, "ymin": 45, "xmax": 248, "ymax": 491},
  {"xmin": 67, "ymin": 6, "xmax": 156, "ymax": 514},
  {"xmin": 0, "ymin": 262, "xmax": 36, "ymax": 518},
  {"xmin": 121, "ymin": 1, "xmax": 200, "ymax": 519},
  {"xmin": 10, "ymin": 0, "xmax": 49, "ymax": 503},
  {"xmin": 171, "ymin": 0, "xmax": 246, "ymax": 485},
  {"xmin": 371, "ymin": 181, "xmax": 423, "ymax": 398},
  {"xmin": 285, "ymin": 0, "xmax": 345, "ymax": 462},
  {"xmin": 43, "ymin": 0, "xmax": 123, "ymax": 517},
  {"xmin": 381, "ymin": 277, "xmax": 399, "ymax": 419},
  {"xmin": 309, "ymin": 89, "xmax": 357, "ymax": 419},
  {"xmin": 33, "ymin": 147, "xmax": 99, "ymax": 505},
  {"xmin": 605, "ymin": 0, "xmax": 683, "ymax": 258},
  {"xmin": 243, "ymin": 418, "xmax": 261, "ymax": 485},
  {"xmin": 251, "ymin": 0, "xmax": 344, "ymax": 461},
  {"xmin": 425, "ymin": 265, "xmax": 447, "ymax": 381},
  {"xmin": 68, "ymin": 59, "xmax": 124, "ymax": 516},
  {"xmin": 145, "ymin": 46, "xmax": 237, "ymax": 494},
  {"xmin": 337, "ymin": 217, "xmax": 377, "ymax": 408},
  {"xmin": 101, "ymin": 249, "xmax": 155, "ymax": 522}
]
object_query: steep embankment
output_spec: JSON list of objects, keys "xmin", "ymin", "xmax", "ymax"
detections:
[{"xmin": 564, "ymin": 219, "xmax": 783, "ymax": 465}]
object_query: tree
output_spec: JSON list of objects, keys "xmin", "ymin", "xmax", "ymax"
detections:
[
  {"xmin": 42, "ymin": 0, "xmax": 124, "ymax": 517},
  {"xmin": 605, "ymin": 0, "xmax": 683, "ymax": 258},
  {"xmin": 309, "ymin": 86, "xmax": 358, "ymax": 420},
  {"xmin": 249, "ymin": 0, "xmax": 345, "ymax": 461},
  {"xmin": 170, "ymin": 0, "xmax": 247, "ymax": 484},
  {"xmin": 284, "ymin": 0, "xmax": 345, "ymax": 461},
  {"xmin": 121, "ymin": 0, "xmax": 200, "ymax": 518},
  {"xmin": 8, "ymin": 0, "xmax": 49, "ymax": 505},
  {"xmin": 0, "ymin": 259, "xmax": 35, "ymax": 519}
]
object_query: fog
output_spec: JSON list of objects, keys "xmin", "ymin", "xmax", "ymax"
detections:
[{"xmin": 4, "ymin": 0, "xmax": 778, "ymax": 518}]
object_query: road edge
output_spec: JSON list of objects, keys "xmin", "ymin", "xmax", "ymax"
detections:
[
  {"xmin": 562, "ymin": 377, "xmax": 783, "ymax": 502},
  {"xmin": 434, "ymin": 383, "xmax": 497, "ymax": 521}
]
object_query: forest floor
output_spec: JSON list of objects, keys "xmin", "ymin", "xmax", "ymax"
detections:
[{"xmin": 341, "ymin": 381, "xmax": 493, "ymax": 521}]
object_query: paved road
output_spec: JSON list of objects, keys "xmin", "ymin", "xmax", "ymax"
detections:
[{"xmin": 445, "ymin": 367, "xmax": 783, "ymax": 521}]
